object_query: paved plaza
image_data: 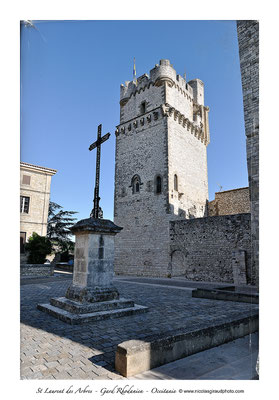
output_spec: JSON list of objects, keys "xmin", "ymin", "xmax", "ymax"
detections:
[{"xmin": 20, "ymin": 274, "xmax": 259, "ymax": 380}]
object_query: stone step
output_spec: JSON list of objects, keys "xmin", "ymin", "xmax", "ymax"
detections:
[
  {"xmin": 37, "ymin": 302, "xmax": 148, "ymax": 325},
  {"xmin": 192, "ymin": 288, "xmax": 259, "ymax": 303},
  {"xmin": 50, "ymin": 297, "xmax": 135, "ymax": 314}
]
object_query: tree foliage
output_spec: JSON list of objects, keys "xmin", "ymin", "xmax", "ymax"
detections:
[
  {"xmin": 47, "ymin": 201, "xmax": 77, "ymax": 252},
  {"xmin": 25, "ymin": 232, "xmax": 52, "ymax": 264}
]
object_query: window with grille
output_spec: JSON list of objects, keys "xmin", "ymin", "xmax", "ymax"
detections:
[{"xmin": 20, "ymin": 196, "xmax": 30, "ymax": 213}]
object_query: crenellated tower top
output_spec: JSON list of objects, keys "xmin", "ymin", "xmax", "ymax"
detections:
[
  {"xmin": 120, "ymin": 59, "xmax": 197, "ymax": 105},
  {"xmin": 118, "ymin": 59, "xmax": 210, "ymax": 146}
]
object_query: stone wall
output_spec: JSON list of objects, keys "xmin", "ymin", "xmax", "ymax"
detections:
[
  {"xmin": 169, "ymin": 214, "xmax": 255, "ymax": 285},
  {"xmin": 114, "ymin": 103, "xmax": 171, "ymax": 276},
  {"xmin": 208, "ymin": 187, "xmax": 250, "ymax": 216},
  {"xmin": 20, "ymin": 264, "xmax": 54, "ymax": 278},
  {"xmin": 237, "ymin": 21, "xmax": 259, "ymax": 286}
]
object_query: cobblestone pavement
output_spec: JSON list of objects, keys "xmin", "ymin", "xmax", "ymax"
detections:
[{"xmin": 20, "ymin": 276, "xmax": 258, "ymax": 380}]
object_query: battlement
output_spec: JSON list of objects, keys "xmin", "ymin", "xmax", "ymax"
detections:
[{"xmin": 120, "ymin": 59, "xmax": 195, "ymax": 106}]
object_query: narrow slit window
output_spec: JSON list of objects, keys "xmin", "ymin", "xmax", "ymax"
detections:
[
  {"xmin": 174, "ymin": 174, "xmax": 178, "ymax": 191},
  {"xmin": 140, "ymin": 101, "xmax": 146, "ymax": 114},
  {"xmin": 156, "ymin": 176, "xmax": 162, "ymax": 194}
]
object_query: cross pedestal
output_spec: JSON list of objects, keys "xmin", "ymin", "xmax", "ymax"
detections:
[
  {"xmin": 66, "ymin": 218, "xmax": 121, "ymax": 303},
  {"xmin": 37, "ymin": 218, "xmax": 148, "ymax": 324}
]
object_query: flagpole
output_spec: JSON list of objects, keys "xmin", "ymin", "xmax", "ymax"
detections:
[{"xmin": 133, "ymin": 57, "xmax": 137, "ymax": 85}]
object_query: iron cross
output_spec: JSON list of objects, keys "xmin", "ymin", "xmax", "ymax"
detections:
[{"xmin": 89, "ymin": 124, "xmax": 110, "ymax": 218}]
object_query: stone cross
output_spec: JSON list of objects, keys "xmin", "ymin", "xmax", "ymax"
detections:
[{"xmin": 89, "ymin": 124, "xmax": 110, "ymax": 218}]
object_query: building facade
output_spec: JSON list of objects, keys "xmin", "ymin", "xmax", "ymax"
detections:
[
  {"xmin": 20, "ymin": 162, "xmax": 57, "ymax": 252},
  {"xmin": 208, "ymin": 187, "xmax": 250, "ymax": 216},
  {"xmin": 114, "ymin": 59, "xmax": 210, "ymax": 276}
]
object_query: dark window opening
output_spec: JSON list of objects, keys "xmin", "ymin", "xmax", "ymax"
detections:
[
  {"xmin": 20, "ymin": 232, "xmax": 26, "ymax": 254},
  {"xmin": 140, "ymin": 101, "xmax": 146, "ymax": 114},
  {"xmin": 156, "ymin": 176, "xmax": 162, "ymax": 194},
  {"xmin": 20, "ymin": 196, "xmax": 30, "ymax": 213},
  {"xmin": 132, "ymin": 175, "xmax": 141, "ymax": 194},
  {"xmin": 174, "ymin": 174, "xmax": 178, "ymax": 191}
]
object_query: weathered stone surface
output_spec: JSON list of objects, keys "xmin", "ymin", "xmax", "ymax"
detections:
[
  {"xmin": 115, "ymin": 313, "xmax": 259, "ymax": 377},
  {"xmin": 232, "ymin": 250, "xmax": 247, "ymax": 286},
  {"xmin": 66, "ymin": 219, "xmax": 122, "ymax": 303},
  {"xmin": 237, "ymin": 21, "xmax": 259, "ymax": 286},
  {"xmin": 20, "ymin": 264, "xmax": 54, "ymax": 278},
  {"xmin": 71, "ymin": 217, "xmax": 123, "ymax": 235},
  {"xmin": 37, "ymin": 302, "xmax": 148, "ymax": 325},
  {"xmin": 65, "ymin": 284, "xmax": 119, "ymax": 303},
  {"xmin": 169, "ymin": 213, "xmax": 255, "ymax": 284},
  {"xmin": 209, "ymin": 187, "xmax": 250, "ymax": 216},
  {"xmin": 50, "ymin": 297, "xmax": 134, "ymax": 314}
]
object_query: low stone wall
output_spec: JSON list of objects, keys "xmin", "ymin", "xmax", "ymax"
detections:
[
  {"xmin": 20, "ymin": 264, "xmax": 54, "ymax": 278},
  {"xmin": 169, "ymin": 213, "xmax": 255, "ymax": 285},
  {"xmin": 115, "ymin": 313, "xmax": 258, "ymax": 377}
]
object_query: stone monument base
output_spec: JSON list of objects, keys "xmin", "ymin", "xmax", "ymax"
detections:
[
  {"xmin": 37, "ymin": 296, "xmax": 148, "ymax": 325},
  {"xmin": 37, "ymin": 217, "xmax": 149, "ymax": 324},
  {"xmin": 65, "ymin": 283, "xmax": 120, "ymax": 303}
]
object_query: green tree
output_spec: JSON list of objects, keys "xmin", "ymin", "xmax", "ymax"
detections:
[
  {"xmin": 25, "ymin": 232, "xmax": 52, "ymax": 264},
  {"xmin": 47, "ymin": 201, "xmax": 77, "ymax": 253}
]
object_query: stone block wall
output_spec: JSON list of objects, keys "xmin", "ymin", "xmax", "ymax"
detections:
[
  {"xmin": 20, "ymin": 264, "xmax": 54, "ymax": 278},
  {"xmin": 169, "ymin": 214, "xmax": 255, "ymax": 285},
  {"xmin": 208, "ymin": 187, "xmax": 250, "ymax": 216},
  {"xmin": 114, "ymin": 105, "xmax": 171, "ymax": 276},
  {"xmin": 168, "ymin": 116, "xmax": 208, "ymax": 219},
  {"xmin": 237, "ymin": 21, "xmax": 259, "ymax": 286}
]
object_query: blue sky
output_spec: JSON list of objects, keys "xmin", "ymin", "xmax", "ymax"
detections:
[{"xmin": 20, "ymin": 20, "xmax": 247, "ymax": 221}]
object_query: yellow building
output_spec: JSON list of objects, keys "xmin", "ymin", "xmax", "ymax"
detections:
[{"xmin": 20, "ymin": 162, "xmax": 57, "ymax": 252}]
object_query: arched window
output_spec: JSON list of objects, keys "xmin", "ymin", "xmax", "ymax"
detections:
[
  {"xmin": 174, "ymin": 174, "xmax": 178, "ymax": 191},
  {"xmin": 131, "ymin": 175, "xmax": 141, "ymax": 194},
  {"xmin": 155, "ymin": 175, "xmax": 162, "ymax": 194}
]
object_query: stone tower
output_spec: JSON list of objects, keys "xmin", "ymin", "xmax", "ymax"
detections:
[{"xmin": 114, "ymin": 59, "xmax": 210, "ymax": 277}]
